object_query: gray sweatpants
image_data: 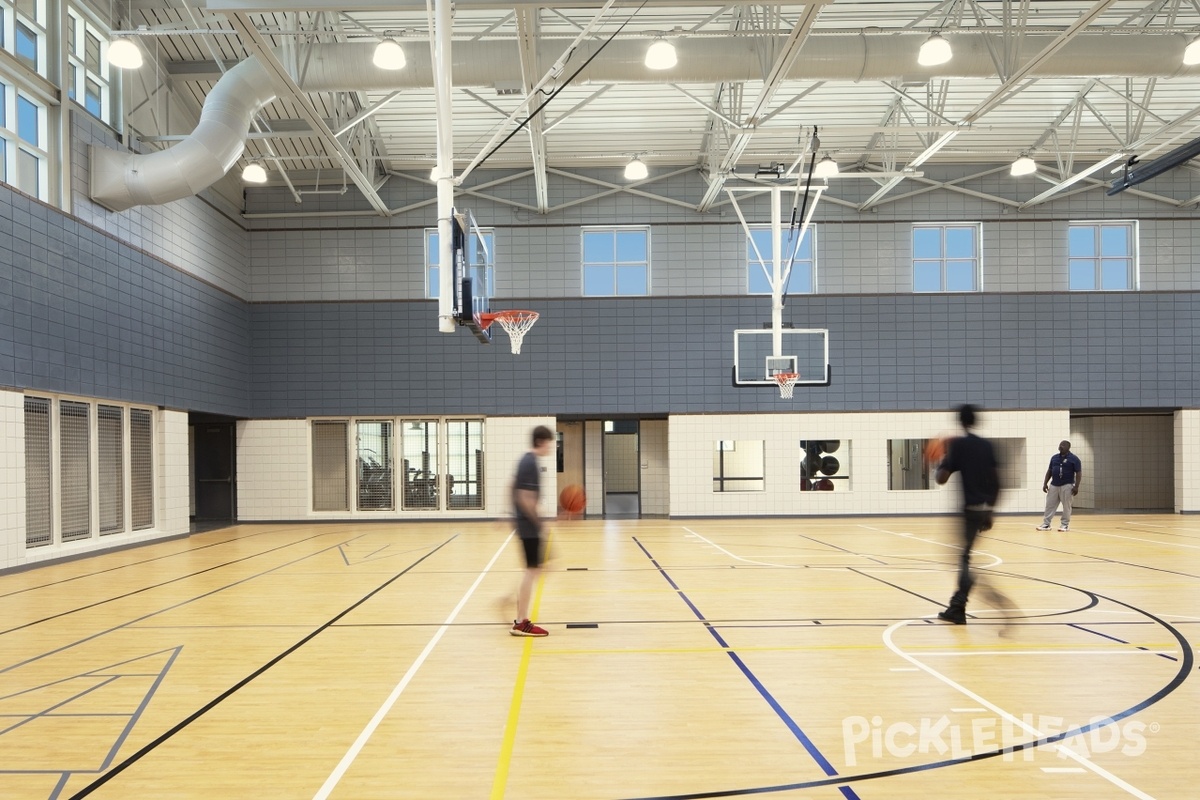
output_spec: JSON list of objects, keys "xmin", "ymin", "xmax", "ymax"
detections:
[{"xmin": 1042, "ymin": 484, "xmax": 1075, "ymax": 527}]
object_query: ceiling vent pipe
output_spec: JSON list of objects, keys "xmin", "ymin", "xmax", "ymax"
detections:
[
  {"xmin": 88, "ymin": 32, "xmax": 1200, "ymax": 210},
  {"xmin": 90, "ymin": 56, "xmax": 276, "ymax": 212}
]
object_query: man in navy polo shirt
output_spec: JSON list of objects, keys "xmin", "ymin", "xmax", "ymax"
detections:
[{"xmin": 1037, "ymin": 441, "xmax": 1082, "ymax": 532}]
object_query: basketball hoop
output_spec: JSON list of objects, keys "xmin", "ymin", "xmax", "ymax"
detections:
[
  {"xmin": 477, "ymin": 310, "xmax": 539, "ymax": 354},
  {"xmin": 773, "ymin": 372, "xmax": 800, "ymax": 399}
]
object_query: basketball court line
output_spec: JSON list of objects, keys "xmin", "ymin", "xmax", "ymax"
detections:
[
  {"xmin": 313, "ymin": 533, "xmax": 512, "ymax": 800},
  {"xmin": 882, "ymin": 619, "xmax": 1158, "ymax": 800},
  {"xmin": 635, "ymin": 536, "xmax": 863, "ymax": 800},
  {"xmin": 70, "ymin": 537, "xmax": 459, "ymax": 799},
  {"xmin": 2, "ymin": 533, "xmax": 378, "ymax": 674}
]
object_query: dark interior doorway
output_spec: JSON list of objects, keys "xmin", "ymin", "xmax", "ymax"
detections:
[{"xmin": 190, "ymin": 414, "xmax": 237, "ymax": 523}]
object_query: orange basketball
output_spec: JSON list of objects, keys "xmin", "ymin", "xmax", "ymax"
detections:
[
  {"xmin": 559, "ymin": 484, "xmax": 586, "ymax": 514},
  {"xmin": 924, "ymin": 436, "xmax": 949, "ymax": 466}
]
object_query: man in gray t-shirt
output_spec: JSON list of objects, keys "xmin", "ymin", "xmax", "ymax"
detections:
[{"xmin": 510, "ymin": 425, "xmax": 554, "ymax": 637}]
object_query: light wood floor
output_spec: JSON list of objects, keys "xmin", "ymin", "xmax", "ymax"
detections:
[{"xmin": 2, "ymin": 514, "xmax": 1196, "ymax": 799}]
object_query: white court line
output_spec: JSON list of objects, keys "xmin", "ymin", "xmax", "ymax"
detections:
[
  {"xmin": 313, "ymin": 534, "xmax": 513, "ymax": 800},
  {"xmin": 683, "ymin": 527, "xmax": 806, "ymax": 568},
  {"xmin": 1063, "ymin": 529, "xmax": 1200, "ymax": 550},
  {"xmin": 882, "ymin": 620, "xmax": 1155, "ymax": 799},
  {"xmin": 858, "ymin": 523, "xmax": 1003, "ymax": 569},
  {"xmin": 913, "ymin": 649, "xmax": 1177, "ymax": 657}
]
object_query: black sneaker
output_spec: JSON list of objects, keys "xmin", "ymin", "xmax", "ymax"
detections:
[{"xmin": 938, "ymin": 609, "xmax": 967, "ymax": 624}]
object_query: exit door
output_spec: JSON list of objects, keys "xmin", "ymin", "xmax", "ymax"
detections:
[{"xmin": 603, "ymin": 420, "xmax": 639, "ymax": 518}]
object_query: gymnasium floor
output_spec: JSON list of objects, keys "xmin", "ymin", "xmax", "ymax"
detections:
[{"xmin": 1, "ymin": 515, "xmax": 1195, "ymax": 799}]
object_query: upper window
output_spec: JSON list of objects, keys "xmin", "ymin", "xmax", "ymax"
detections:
[
  {"xmin": 582, "ymin": 227, "xmax": 649, "ymax": 296},
  {"xmin": 748, "ymin": 225, "xmax": 814, "ymax": 295},
  {"xmin": 913, "ymin": 224, "xmax": 980, "ymax": 292},
  {"xmin": 67, "ymin": 8, "xmax": 112, "ymax": 122},
  {"xmin": 0, "ymin": 78, "xmax": 47, "ymax": 199},
  {"xmin": 2, "ymin": 0, "xmax": 48, "ymax": 76},
  {"xmin": 425, "ymin": 226, "xmax": 494, "ymax": 301},
  {"xmin": 1068, "ymin": 222, "xmax": 1137, "ymax": 291}
]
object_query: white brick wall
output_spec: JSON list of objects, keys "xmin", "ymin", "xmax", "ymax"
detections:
[{"xmin": 669, "ymin": 409, "xmax": 1068, "ymax": 517}]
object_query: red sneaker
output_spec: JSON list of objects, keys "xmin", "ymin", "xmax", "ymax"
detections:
[{"xmin": 510, "ymin": 619, "xmax": 549, "ymax": 637}]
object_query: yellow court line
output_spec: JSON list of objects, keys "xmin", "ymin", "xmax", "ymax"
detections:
[{"xmin": 490, "ymin": 534, "xmax": 551, "ymax": 800}]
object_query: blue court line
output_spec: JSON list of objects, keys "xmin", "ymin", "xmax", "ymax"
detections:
[{"xmin": 633, "ymin": 537, "xmax": 861, "ymax": 800}]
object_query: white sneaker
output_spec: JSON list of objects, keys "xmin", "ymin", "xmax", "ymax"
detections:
[
  {"xmin": 1035, "ymin": 524, "xmax": 1050, "ymax": 531},
  {"xmin": 1058, "ymin": 524, "xmax": 1069, "ymax": 532}
]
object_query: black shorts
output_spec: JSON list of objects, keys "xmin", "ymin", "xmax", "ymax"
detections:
[{"xmin": 519, "ymin": 533, "xmax": 544, "ymax": 568}]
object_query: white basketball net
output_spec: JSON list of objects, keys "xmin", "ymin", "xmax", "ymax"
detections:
[
  {"xmin": 774, "ymin": 372, "xmax": 800, "ymax": 399},
  {"xmin": 489, "ymin": 310, "xmax": 540, "ymax": 354}
]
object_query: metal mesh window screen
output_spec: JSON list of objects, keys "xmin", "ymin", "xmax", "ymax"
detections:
[
  {"xmin": 130, "ymin": 409, "xmax": 154, "ymax": 530},
  {"xmin": 313, "ymin": 421, "xmax": 349, "ymax": 511},
  {"xmin": 356, "ymin": 421, "xmax": 394, "ymax": 511},
  {"xmin": 24, "ymin": 396, "xmax": 52, "ymax": 547},
  {"xmin": 447, "ymin": 420, "xmax": 485, "ymax": 509},
  {"xmin": 60, "ymin": 400, "xmax": 92, "ymax": 542},
  {"xmin": 402, "ymin": 421, "xmax": 439, "ymax": 510},
  {"xmin": 98, "ymin": 405, "xmax": 125, "ymax": 535}
]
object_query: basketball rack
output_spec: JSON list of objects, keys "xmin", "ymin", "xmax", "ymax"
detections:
[
  {"xmin": 773, "ymin": 372, "xmax": 801, "ymax": 399},
  {"xmin": 476, "ymin": 310, "xmax": 539, "ymax": 354}
]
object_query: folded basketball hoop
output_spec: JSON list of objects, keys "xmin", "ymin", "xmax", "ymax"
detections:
[
  {"xmin": 477, "ymin": 310, "xmax": 539, "ymax": 354},
  {"xmin": 774, "ymin": 372, "xmax": 800, "ymax": 399}
]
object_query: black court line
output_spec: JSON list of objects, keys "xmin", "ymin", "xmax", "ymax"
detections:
[
  {"xmin": 0, "ymin": 525, "xmax": 299, "ymax": 598},
  {"xmin": 634, "ymin": 536, "xmax": 862, "ymax": 800},
  {"xmin": 621, "ymin": 588, "xmax": 1194, "ymax": 800},
  {"xmin": 0, "ymin": 530, "xmax": 379, "ymax": 638},
  {"xmin": 66, "ymin": 536, "xmax": 458, "ymax": 799},
  {"xmin": 0, "ymin": 531, "xmax": 376, "ymax": 675}
]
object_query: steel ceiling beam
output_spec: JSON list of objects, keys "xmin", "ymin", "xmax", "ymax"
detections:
[
  {"xmin": 226, "ymin": 13, "xmax": 390, "ymax": 214},
  {"xmin": 697, "ymin": 2, "xmax": 824, "ymax": 212},
  {"xmin": 515, "ymin": 7, "xmax": 550, "ymax": 212}
]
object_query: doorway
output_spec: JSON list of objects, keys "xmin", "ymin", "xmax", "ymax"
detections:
[
  {"xmin": 603, "ymin": 420, "xmax": 640, "ymax": 518},
  {"xmin": 190, "ymin": 414, "xmax": 236, "ymax": 524}
]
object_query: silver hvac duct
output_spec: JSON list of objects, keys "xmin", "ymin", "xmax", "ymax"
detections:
[
  {"xmin": 89, "ymin": 32, "xmax": 1199, "ymax": 210},
  {"xmin": 90, "ymin": 56, "xmax": 276, "ymax": 212}
]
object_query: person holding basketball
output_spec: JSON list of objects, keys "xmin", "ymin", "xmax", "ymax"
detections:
[
  {"xmin": 510, "ymin": 425, "xmax": 555, "ymax": 637},
  {"xmin": 935, "ymin": 404, "xmax": 1010, "ymax": 625}
]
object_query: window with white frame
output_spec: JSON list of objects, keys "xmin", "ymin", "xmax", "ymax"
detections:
[
  {"xmin": 425, "ymin": 226, "xmax": 494, "ymax": 300},
  {"xmin": 913, "ymin": 223, "xmax": 980, "ymax": 292},
  {"xmin": 748, "ymin": 225, "xmax": 815, "ymax": 294},
  {"xmin": 2, "ymin": 0, "xmax": 48, "ymax": 76},
  {"xmin": 66, "ymin": 7, "xmax": 112, "ymax": 122},
  {"xmin": 1068, "ymin": 221, "xmax": 1137, "ymax": 291},
  {"xmin": 0, "ymin": 78, "xmax": 49, "ymax": 199},
  {"xmin": 582, "ymin": 226, "xmax": 649, "ymax": 296},
  {"xmin": 24, "ymin": 395, "xmax": 156, "ymax": 548}
]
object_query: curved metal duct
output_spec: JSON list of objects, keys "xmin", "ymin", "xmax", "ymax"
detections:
[
  {"xmin": 89, "ymin": 31, "xmax": 1199, "ymax": 210},
  {"xmin": 90, "ymin": 56, "xmax": 276, "ymax": 212}
]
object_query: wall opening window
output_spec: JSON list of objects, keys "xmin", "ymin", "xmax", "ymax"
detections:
[
  {"xmin": 583, "ymin": 226, "xmax": 649, "ymax": 296},
  {"xmin": 713, "ymin": 439, "xmax": 764, "ymax": 492},
  {"xmin": 403, "ymin": 420, "xmax": 439, "ymax": 509},
  {"xmin": 312, "ymin": 420, "xmax": 350, "ymax": 512},
  {"xmin": 887, "ymin": 439, "xmax": 936, "ymax": 490},
  {"xmin": 356, "ymin": 420, "xmax": 394, "ymax": 511},
  {"xmin": 748, "ymin": 225, "xmax": 814, "ymax": 294},
  {"xmin": 447, "ymin": 419, "xmax": 485, "ymax": 509},
  {"xmin": 24, "ymin": 395, "xmax": 156, "ymax": 548},
  {"xmin": 800, "ymin": 440, "xmax": 848, "ymax": 490},
  {"xmin": 426, "ymin": 226, "xmax": 494, "ymax": 300},
  {"xmin": 913, "ymin": 224, "xmax": 980, "ymax": 292},
  {"xmin": 1068, "ymin": 222, "xmax": 1137, "ymax": 290},
  {"xmin": 6, "ymin": 0, "xmax": 47, "ymax": 75}
]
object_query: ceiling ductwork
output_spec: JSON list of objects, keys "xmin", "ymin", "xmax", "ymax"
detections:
[
  {"xmin": 90, "ymin": 56, "xmax": 276, "ymax": 212},
  {"xmin": 89, "ymin": 32, "xmax": 1200, "ymax": 210}
]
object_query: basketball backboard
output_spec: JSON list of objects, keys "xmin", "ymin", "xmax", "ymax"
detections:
[
  {"xmin": 733, "ymin": 327, "xmax": 831, "ymax": 387},
  {"xmin": 450, "ymin": 210, "xmax": 495, "ymax": 343}
]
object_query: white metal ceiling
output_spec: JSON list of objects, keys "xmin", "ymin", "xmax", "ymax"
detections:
[{"xmin": 117, "ymin": 0, "xmax": 1200, "ymax": 211}]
